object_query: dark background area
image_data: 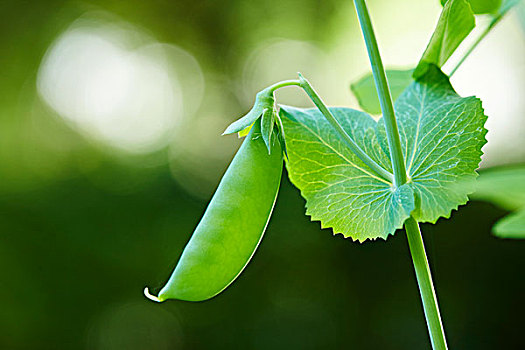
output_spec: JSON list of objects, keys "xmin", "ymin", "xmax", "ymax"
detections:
[{"xmin": 1, "ymin": 0, "xmax": 524, "ymax": 349}]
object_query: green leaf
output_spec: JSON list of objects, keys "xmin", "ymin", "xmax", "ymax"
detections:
[
  {"xmin": 441, "ymin": 0, "xmax": 503, "ymax": 14},
  {"xmin": 493, "ymin": 208, "xmax": 525, "ymax": 238},
  {"xmin": 441, "ymin": 0, "xmax": 522, "ymax": 15},
  {"xmin": 260, "ymin": 108, "xmax": 276, "ymax": 154},
  {"xmin": 275, "ymin": 112, "xmax": 289, "ymax": 159},
  {"xmin": 471, "ymin": 165, "xmax": 525, "ymax": 210},
  {"xmin": 350, "ymin": 69, "xmax": 414, "ymax": 115},
  {"xmin": 281, "ymin": 66, "xmax": 487, "ymax": 241},
  {"xmin": 469, "ymin": 165, "xmax": 525, "ymax": 239},
  {"xmin": 415, "ymin": 0, "xmax": 475, "ymax": 78},
  {"xmin": 223, "ymin": 88, "xmax": 275, "ymax": 136},
  {"xmin": 384, "ymin": 65, "xmax": 487, "ymax": 223},
  {"xmin": 280, "ymin": 106, "xmax": 415, "ymax": 242}
]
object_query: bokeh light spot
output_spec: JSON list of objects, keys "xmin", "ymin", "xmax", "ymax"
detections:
[{"xmin": 37, "ymin": 14, "xmax": 204, "ymax": 154}]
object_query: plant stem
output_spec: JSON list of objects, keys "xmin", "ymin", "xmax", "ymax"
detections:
[
  {"xmin": 353, "ymin": 0, "xmax": 406, "ymax": 187},
  {"xmin": 353, "ymin": 1, "xmax": 448, "ymax": 349},
  {"xmin": 298, "ymin": 74, "xmax": 394, "ymax": 183},
  {"xmin": 448, "ymin": 2, "xmax": 518, "ymax": 77},
  {"xmin": 405, "ymin": 217, "xmax": 448, "ymax": 349},
  {"xmin": 268, "ymin": 80, "xmax": 302, "ymax": 92},
  {"xmin": 449, "ymin": 14, "xmax": 503, "ymax": 77}
]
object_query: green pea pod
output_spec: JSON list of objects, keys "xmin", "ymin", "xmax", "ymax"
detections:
[{"xmin": 146, "ymin": 121, "xmax": 283, "ymax": 302}]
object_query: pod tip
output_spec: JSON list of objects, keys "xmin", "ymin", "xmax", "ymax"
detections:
[{"xmin": 144, "ymin": 287, "xmax": 164, "ymax": 303}]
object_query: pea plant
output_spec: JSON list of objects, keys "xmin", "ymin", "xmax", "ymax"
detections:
[{"xmin": 145, "ymin": 0, "xmax": 521, "ymax": 348}]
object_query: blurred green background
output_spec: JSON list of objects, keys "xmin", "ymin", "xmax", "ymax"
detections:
[{"xmin": 1, "ymin": 0, "xmax": 524, "ymax": 349}]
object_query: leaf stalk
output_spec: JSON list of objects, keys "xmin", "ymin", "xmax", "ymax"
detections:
[
  {"xmin": 448, "ymin": 5, "xmax": 513, "ymax": 78},
  {"xmin": 449, "ymin": 12, "xmax": 505, "ymax": 77},
  {"xmin": 298, "ymin": 74, "xmax": 394, "ymax": 183},
  {"xmin": 267, "ymin": 80, "xmax": 302, "ymax": 91}
]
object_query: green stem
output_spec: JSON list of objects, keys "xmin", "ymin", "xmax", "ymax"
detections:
[
  {"xmin": 353, "ymin": 0, "xmax": 406, "ymax": 187},
  {"xmin": 449, "ymin": 14, "xmax": 503, "ymax": 77},
  {"xmin": 268, "ymin": 80, "xmax": 302, "ymax": 91},
  {"xmin": 449, "ymin": 2, "xmax": 518, "ymax": 77},
  {"xmin": 298, "ymin": 74, "xmax": 394, "ymax": 183},
  {"xmin": 405, "ymin": 217, "xmax": 448, "ymax": 350},
  {"xmin": 353, "ymin": 1, "xmax": 448, "ymax": 349}
]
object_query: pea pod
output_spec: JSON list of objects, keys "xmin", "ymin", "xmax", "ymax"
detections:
[{"xmin": 146, "ymin": 121, "xmax": 283, "ymax": 302}]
